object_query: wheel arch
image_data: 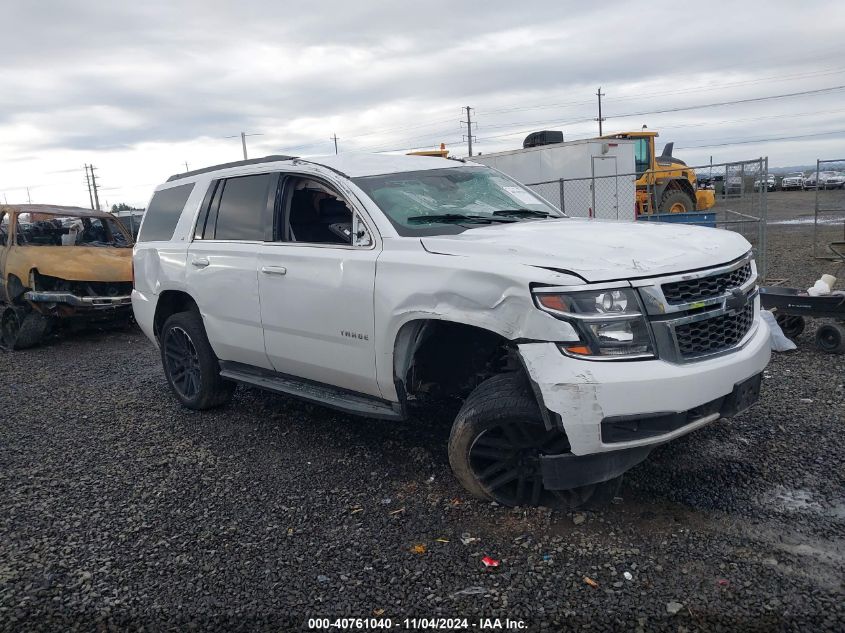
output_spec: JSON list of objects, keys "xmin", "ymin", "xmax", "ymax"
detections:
[
  {"xmin": 153, "ymin": 289, "xmax": 199, "ymax": 339},
  {"xmin": 391, "ymin": 318, "xmax": 549, "ymax": 421},
  {"xmin": 662, "ymin": 178, "xmax": 696, "ymax": 201},
  {"xmin": 5, "ymin": 273, "xmax": 27, "ymax": 302}
]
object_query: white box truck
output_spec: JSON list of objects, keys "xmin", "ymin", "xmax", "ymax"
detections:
[{"xmin": 472, "ymin": 138, "xmax": 637, "ymax": 221}]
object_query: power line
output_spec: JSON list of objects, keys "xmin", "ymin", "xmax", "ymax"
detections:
[
  {"xmin": 472, "ymin": 84, "xmax": 845, "ymax": 144},
  {"xmin": 677, "ymin": 129, "xmax": 845, "ymax": 150},
  {"xmin": 603, "ymin": 66, "xmax": 845, "ymax": 105},
  {"xmin": 611, "ymin": 84, "xmax": 845, "ymax": 119}
]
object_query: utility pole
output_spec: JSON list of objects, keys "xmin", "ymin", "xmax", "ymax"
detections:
[
  {"xmin": 461, "ymin": 106, "xmax": 476, "ymax": 157},
  {"xmin": 26, "ymin": 187, "xmax": 31, "ymax": 204},
  {"xmin": 185, "ymin": 161, "xmax": 190, "ymax": 172},
  {"xmin": 331, "ymin": 133, "xmax": 339, "ymax": 155},
  {"xmin": 84, "ymin": 164, "xmax": 95, "ymax": 209},
  {"xmin": 226, "ymin": 132, "xmax": 263, "ymax": 160},
  {"xmin": 89, "ymin": 165, "xmax": 101, "ymax": 211},
  {"xmin": 595, "ymin": 87, "xmax": 606, "ymax": 136}
]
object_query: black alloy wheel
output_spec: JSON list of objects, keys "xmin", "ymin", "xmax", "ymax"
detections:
[
  {"xmin": 448, "ymin": 372, "xmax": 622, "ymax": 509},
  {"xmin": 468, "ymin": 420, "xmax": 573, "ymax": 507},
  {"xmin": 163, "ymin": 325, "xmax": 202, "ymax": 399}
]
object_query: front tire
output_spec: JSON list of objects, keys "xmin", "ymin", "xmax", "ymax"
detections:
[
  {"xmin": 160, "ymin": 311, "xmax": 235, "ymax": 409},
  {"xmin": 1, "ymin": 307, "xmax": 47, "ymax": 350},
  {"xmin": 447, "ymin": 372, "xmax": 621, "ymax": 509},
  {"xmin": 659, "ymin": 189, "xmax": 695, "ymax": 214}
]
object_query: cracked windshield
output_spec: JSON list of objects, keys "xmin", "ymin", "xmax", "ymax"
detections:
[{"xmin": 354, "ymin": 166, "xmax": 563, "ymax": 235}]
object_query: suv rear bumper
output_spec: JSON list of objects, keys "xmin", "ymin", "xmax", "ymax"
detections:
[{"xmin": 518, "ymin": 315, "xmax": 770, "ymax": 459}]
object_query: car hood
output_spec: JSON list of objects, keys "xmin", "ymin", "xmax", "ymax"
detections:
[
  {"xmin": 16, "ymin": 246, "xmax": 133, "ymax": 282},
  {"xmin": 420, "ymin": 218, "xmax": 751, "ymax": 282}
]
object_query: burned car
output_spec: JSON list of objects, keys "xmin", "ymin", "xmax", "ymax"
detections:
[{"xmin": 0, "ymin": 204, "xmax": 133, "ymax": 349}]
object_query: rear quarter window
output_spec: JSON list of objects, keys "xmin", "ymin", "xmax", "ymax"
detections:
[{"xmin": 138, "ymin": 183, "xmax": 195, "ymax": 242}]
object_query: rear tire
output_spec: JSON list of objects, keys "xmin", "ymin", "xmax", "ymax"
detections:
[
  {"xmin": 776, "ymin": 314, "xmax": 805, "ymax": 339},
  {"xmin": 160, "ymin": 311, "xmax": 235, "ymax": 409},
  {"xmin": 1, "ymin": 307, "xmax": 47, "ymax": 350},
  {"xmin": 447, "ymin": 372, "xmax": 621, "ymax": 509},
  {"xmin": 815, "ymin": 323, "xmax": 845, "ymax": 354},
  {"xmin": 659, "ymin": 189, "xmax": 695, "ymax": 214}
]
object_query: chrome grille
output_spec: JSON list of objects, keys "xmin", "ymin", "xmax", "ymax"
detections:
[
  {"xmin": 662, "ymin": 262, "xmax": 753, "ymax": 305},
  {"xmin": 675, "ymin": 303, "xmax": 755, "ymax": 358}
]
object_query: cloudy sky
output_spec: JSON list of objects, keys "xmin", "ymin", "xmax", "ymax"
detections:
[{"xmin": 2, "ymin": 0, "xmax": 844, "ymax": 208}]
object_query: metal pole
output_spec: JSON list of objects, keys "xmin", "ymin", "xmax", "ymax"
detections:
[
  {"xmin": 465, "ymin": 106, "xmax": 473, "ymax": 157},
  {"xmin": 90, "ymin": 165, "xmax": 101, "ymax": 211},
  {"xmin": 332, "ymin": 134, "xmax": 338, "ymax": 155},
  {"xmin": 760, "ymin": 157, "xmax": 768, "ymax": 280},
  {"xmin": 84, "ymin": 164, "xmax": 94, "ymax": 209},
  {"xmin": 241, "ymin": 132, "xmax": 248, "ymax": 160},
  {"xmin": 596, "ymin": 88, "xmax": 605, "ymax": 136},
  {"xmin": 559, "ymin": 178, "xmax": 565, "ymax": 214},
  {"xmin": 813, "ymin": 158, "xmax": 820, "ymax": 258}
]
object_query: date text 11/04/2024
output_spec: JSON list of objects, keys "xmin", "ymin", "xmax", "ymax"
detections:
[{"xmin": 307, "ymin": 617, "xmax": 527, "ymax": 630}]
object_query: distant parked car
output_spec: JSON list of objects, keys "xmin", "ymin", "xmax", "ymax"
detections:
[
  {"xmin": 753, "ymin": 174, "xmax": 776, "ymax": 192},
  {"xmin": 725, "ymin": 175, "xmax": 743, "ymax": 195},
  {"xmin": 780, "ymin": 173, "xmax": 805, "ymax": 191},
  {"xmin": 825, "ymin": 172, "xmax": 845, "ymax": 189},
  {"xmin": 804, "ymin": 171, "xmax": 845, "ymax": 190}
]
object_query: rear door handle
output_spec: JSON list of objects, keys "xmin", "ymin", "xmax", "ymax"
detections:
[
  {"xmin": 191, "ymin": 257, "xmax": 210, "ymax": 268},
  {"xmin": 261, "ymin": 266, "xmax": 287, "ymax": 276}
]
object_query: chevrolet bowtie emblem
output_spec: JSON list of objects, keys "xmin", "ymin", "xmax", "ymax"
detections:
[{"xmin": 725, "ymin": 288, "xmax": 747, "ymax": 312}]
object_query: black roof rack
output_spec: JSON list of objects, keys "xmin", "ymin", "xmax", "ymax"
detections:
[{"xmin": 166, "ymin": 155, "xmax": 297, "ymax": 182}]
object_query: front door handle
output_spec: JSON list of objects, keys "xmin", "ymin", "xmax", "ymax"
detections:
[
  {"xmin": 192, "ymin": 257, "xmax": 210, "ymax": 268},
  {"xmin": 261, "ymin": 266, "xmax": 287, "ymax": 276}
]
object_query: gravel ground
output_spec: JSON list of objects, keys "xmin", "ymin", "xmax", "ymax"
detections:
[{"xmin": 1, "ymin": 218, "xmax": 843, "ymax": 632}]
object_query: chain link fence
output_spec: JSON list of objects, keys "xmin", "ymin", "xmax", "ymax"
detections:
[
  {"xmin": 812, "ymin": 158, "xmax": 845, "ymax": 260},
  {"xmin": 525, "ymin": 158, "xmax": 769, "ymax": 278}
]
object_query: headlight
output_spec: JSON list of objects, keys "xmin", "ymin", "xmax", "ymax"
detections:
[{"xmin": 534, "ymin": 287, "xmax": 655, "ymax": 360}]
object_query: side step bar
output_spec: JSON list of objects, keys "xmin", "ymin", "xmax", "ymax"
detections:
[{"xmin": 219, "ymin": 362, "xmax": 404, "ymax": 421}]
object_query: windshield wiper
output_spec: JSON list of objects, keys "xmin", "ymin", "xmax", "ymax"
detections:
[
  {"xmin": 493, "ymin": 208, "xmax": 551, "ymax": 218},
  {"xmin": 407, "ymin": 213, "xmax": 515, "ymax": 225}
]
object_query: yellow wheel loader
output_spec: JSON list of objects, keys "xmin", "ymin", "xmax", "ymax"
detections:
[{"xmin": 599, "ymin": 130, "xmax": 715, "ymax": 215}]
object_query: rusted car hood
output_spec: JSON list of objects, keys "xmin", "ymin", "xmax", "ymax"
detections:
[
  {"xmin": 15, "ymin": 246, "xmax": 132, "ymax": 282},
  {"xmin": 420, "ymin": 218, "xmax": 751, "ymax": 282}
]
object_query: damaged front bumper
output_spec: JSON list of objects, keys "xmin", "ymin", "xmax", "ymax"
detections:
[
  {"xmin": 24, "ymin": 290, "xmax": 132, "ymax": 310},
  {"xmin": 519, "ymin": 317, "xmax": 771, "ymax": 489}
]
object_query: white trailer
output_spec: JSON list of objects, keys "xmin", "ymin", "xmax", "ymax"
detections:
[{"xmin": 472, "ymin": 138, "xmax": 637, "ymax": 220}]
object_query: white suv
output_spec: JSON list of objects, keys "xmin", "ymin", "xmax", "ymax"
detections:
[{"xmin": 133, "ymin": 154, "xmax": 770, "ymax": 508}]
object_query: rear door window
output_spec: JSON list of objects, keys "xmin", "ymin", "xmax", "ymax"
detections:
[
  {"xmin": 212, "ymin": 174, "xmax": 275, "ymax": 241},
  {"xmin": 138, "ymin": 183, "xmax": 195, "ymax": 242}
]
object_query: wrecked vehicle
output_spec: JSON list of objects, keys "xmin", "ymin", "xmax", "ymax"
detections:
[
  {"xmin": 0, "ymin": 205, "xmax": 133, "ymax": 349},
  {"xmin": 133, "ymin": 154, "xmax": 770, "ymax": 508}
]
